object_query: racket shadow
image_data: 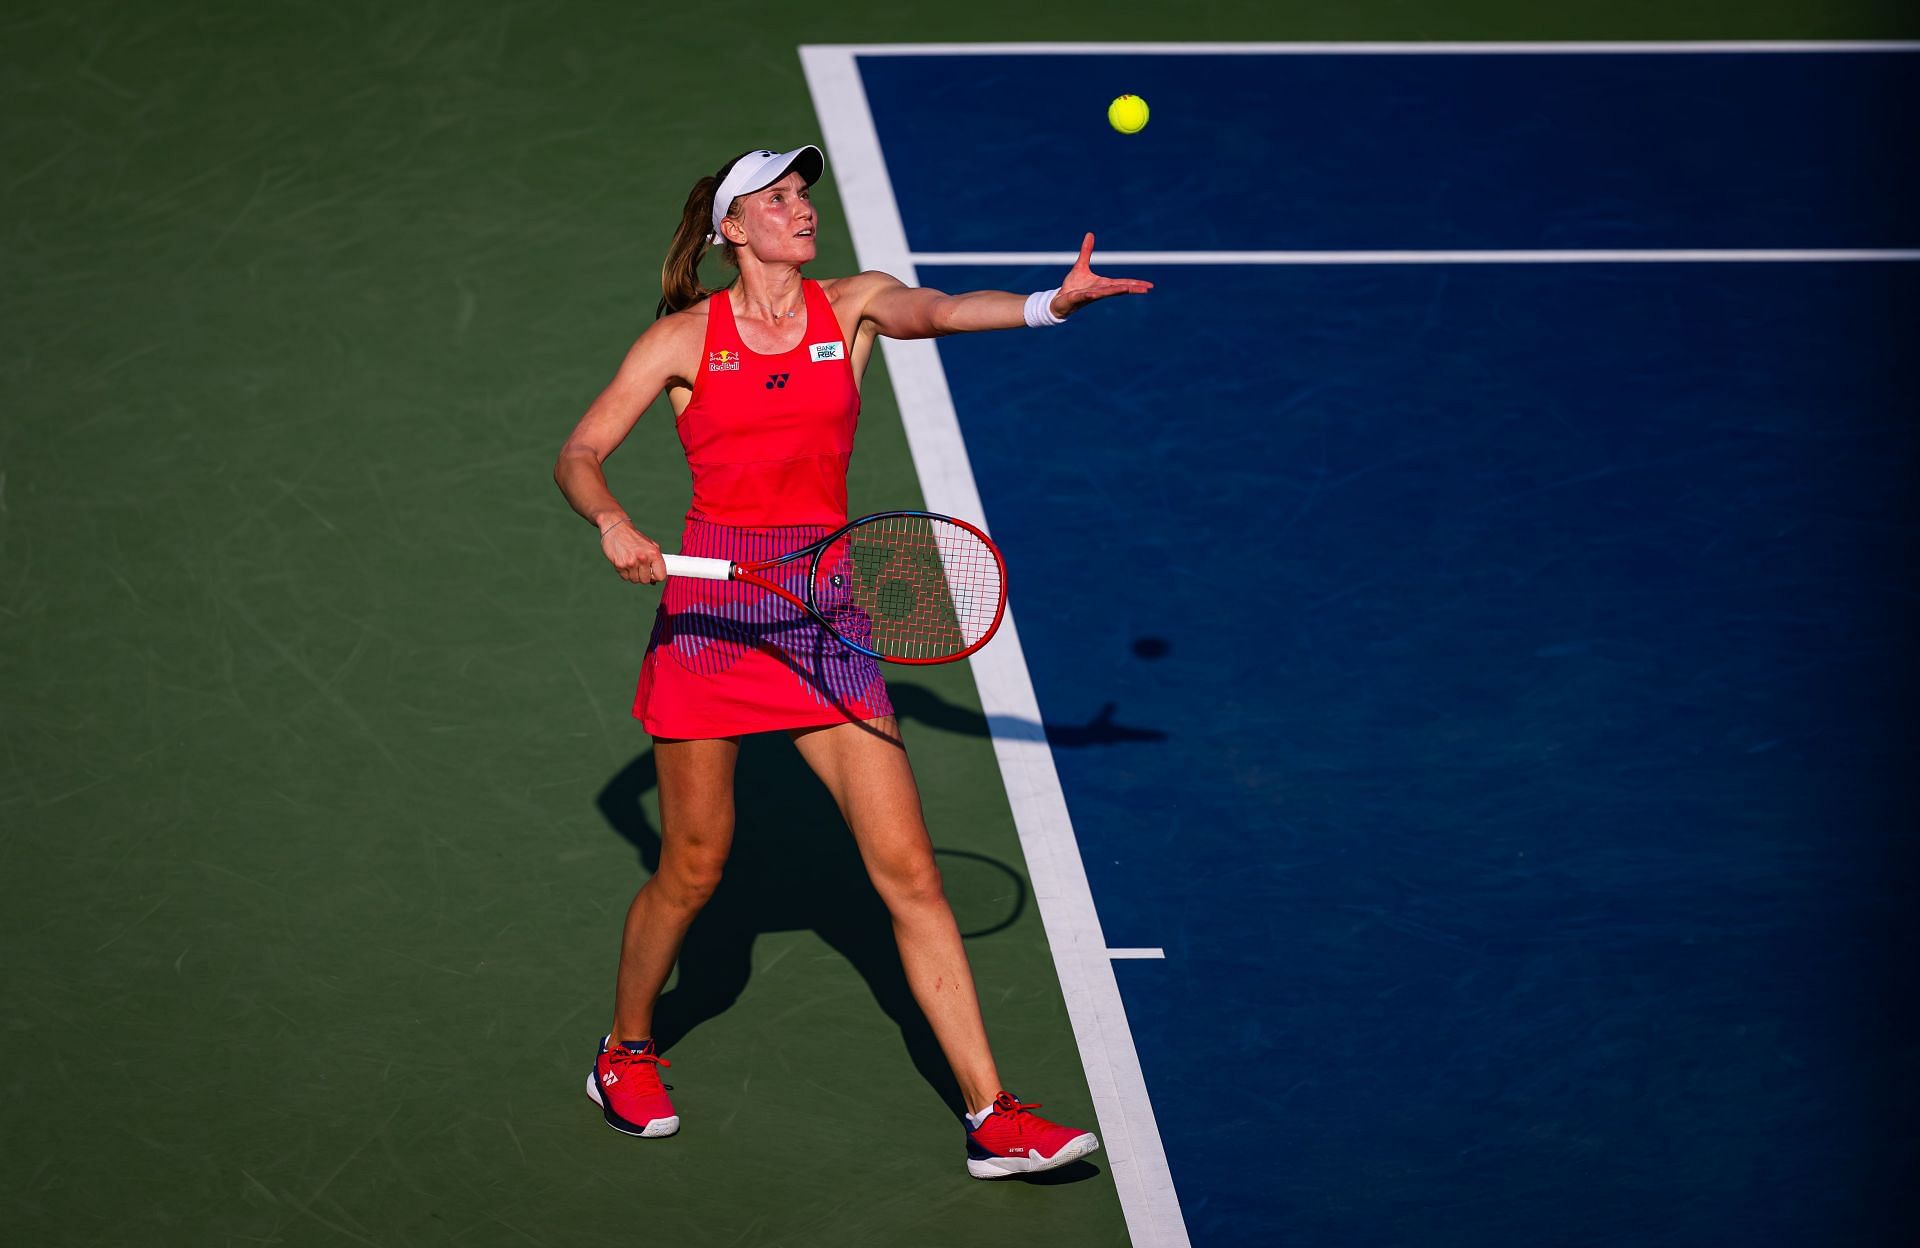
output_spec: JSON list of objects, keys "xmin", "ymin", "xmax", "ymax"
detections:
[
  {"xmin": 887, "ymin": 683, "xmax": 1169, "ymax": 749},
  {"xmin": 664, "ymin": 612, "xmax": 1171, "ymax": 750},
  {"xmin": 595, "ymin": 739, "xmax": 1025, "ymax": 1119}
]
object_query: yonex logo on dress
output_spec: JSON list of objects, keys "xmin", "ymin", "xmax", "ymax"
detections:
[
  {"xmin": 708, "ymin": 350, "xmax": 740, "ymax": 372},
  {"xmin": 809, "ymin": 342, "xmax": 845, "ymax": 363},
  {"xmin": 765, "ymin": 373, "xmax": 790, "ymax": 389}
]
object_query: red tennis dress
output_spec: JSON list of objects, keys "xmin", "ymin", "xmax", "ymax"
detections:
[{"xmin": 632, "ymin": 280, "xmax": 893, "ymax": 738}]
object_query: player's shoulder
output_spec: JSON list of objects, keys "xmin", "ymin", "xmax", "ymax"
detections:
[
  {"xmin": 652, "ymin": 296, "xmax": 714, "ymax": 335},
  {"xmin": 822, "ymin": 270, "xmax": 907, "ymax": 296},
  {"xmin": 607, "ymin": 298, "xmax": 712, "ymax": 387},
  {"xmin": 630, "ymin": 298, "xmax": 711, "ymax": 354},
  {"xmin": 821, "ymin": 270, "xmax": 907, "ymax": 314}
]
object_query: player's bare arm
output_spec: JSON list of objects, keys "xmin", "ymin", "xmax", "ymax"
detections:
[
  {"xmin": 831, "ymin": 233, "xmax": 1153, "ymax": 341},
  {"xmin": 554, "ymin": 312, "xmax": 704, "ymax": 584}
]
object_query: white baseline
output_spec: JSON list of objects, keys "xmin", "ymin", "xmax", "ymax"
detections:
[{"xmin": 802, "ymin": 44, "xmax": 1191, "ymax": 1248}]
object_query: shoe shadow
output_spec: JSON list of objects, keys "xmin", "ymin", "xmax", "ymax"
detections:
[
  {"xmin": 597, "ymin": 736, "xmax": 1017, "ymax": 1121},
  {"xmin": 1009, "ymin": 1160, "xmax": 1102, "ymax": 1187}
]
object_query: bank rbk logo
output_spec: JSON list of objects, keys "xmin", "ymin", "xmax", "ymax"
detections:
[{"xmin": 765, "ymin": 373, "xmax": 790, "ymax": 389}]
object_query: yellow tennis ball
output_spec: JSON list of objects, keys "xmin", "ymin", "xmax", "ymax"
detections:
[{"xmin": 1108, "ymin": 93, "xmax": 1149, "ymax": 135}]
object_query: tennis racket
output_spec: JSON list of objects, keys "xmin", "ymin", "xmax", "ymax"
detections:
[{"xmin": 661, "ymin": 511, "xmax": 1007, "ymax": 665}]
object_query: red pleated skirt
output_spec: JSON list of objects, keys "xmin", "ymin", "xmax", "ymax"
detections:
[{"xmin": 633, "ymin": 518, "xmax": 893, "ymax": 739}]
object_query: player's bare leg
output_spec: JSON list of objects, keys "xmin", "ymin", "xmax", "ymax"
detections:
[
  {"xmin": 609, "ymin": 735, "xmax": 741, "ymax": 1043},
  {"xmin": 788, "ymin": 716, "xmax": 1002, "ymax": 1113}
]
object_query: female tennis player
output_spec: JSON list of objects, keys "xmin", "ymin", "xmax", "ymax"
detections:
[{"xmin": 553, "ymin": 145, "xmax": 1151, "ymax": 1178}]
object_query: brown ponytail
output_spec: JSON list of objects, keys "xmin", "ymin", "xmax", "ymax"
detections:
[{"xmin": 656, "ymin": 153, "xmax": 751, "ymax": 319}]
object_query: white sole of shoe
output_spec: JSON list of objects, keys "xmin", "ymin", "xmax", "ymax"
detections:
[
  {"xmin": 966, "ymin": 1131, "xmax": 1100, "ymax": 1179},
  {"xmin": 585, "ymin": 1071, "xmax": 679, "ymax": 1138}
]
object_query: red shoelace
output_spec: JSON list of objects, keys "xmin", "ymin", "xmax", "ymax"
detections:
[
  {"xmin": 608, "ymin": 1046, "xmax": 671, "ymax": 1080},
  {"xmin": 990, "ymin": 1092, "xmax": 1039, "ymax": 1118}
]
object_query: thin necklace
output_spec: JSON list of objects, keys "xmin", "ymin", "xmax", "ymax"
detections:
[{"xmin": 763, "ymin": 301, "xmax": 800, "ymax": 319}]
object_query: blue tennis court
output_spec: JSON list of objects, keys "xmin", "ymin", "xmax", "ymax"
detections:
[{"xmin": 822, "ymin": 45, "xmax": 1920, "ymax": 1246}]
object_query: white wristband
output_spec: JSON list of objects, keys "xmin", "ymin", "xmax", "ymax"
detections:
[{"xmin": 1023, "ymin": 288, "xmax": 1065, "ymax": 328}]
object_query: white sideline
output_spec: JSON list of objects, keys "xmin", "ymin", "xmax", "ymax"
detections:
[
  {"xmin": 812, "ymin": 40, "xmax": 1920, "ymax": 55},
  {"xmin": 801, "ymin": 45, "xmax": 1191, "ymax": 1248},
  {"xmin": 912, "ymin": 249, "xmax": 1920, "ymax": 267}
]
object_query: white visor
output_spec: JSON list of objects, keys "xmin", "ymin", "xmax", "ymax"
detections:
[{"xmin": 708, "ymin": 145, "xmax": 825, "ymax": 245}]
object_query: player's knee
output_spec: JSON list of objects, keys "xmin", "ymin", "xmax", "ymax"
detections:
[{"xmin": 660, "ymin": 854, "xmax": 727, "ymax": 911}]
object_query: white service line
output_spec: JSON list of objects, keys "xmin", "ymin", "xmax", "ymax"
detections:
[
  {"xmin": 801, "ymin": 44, "xmax": 1191, "ymax": 1248},
  {"xmin": 813, "ymin": 40, "xmax": 1920, "ymax": 56},
  {"xmin": 913, "ymin": 249, "xmax": 1920, "ymax": 266},
  {"xmin": 1109, "ymin": 949, "xmax": 1168, "ymax": 960}
]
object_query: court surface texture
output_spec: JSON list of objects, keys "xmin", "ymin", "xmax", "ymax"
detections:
[
  {"xmin": 829, "ymin": 43, "xmax": 1918, "ymax": 1246},
  {"xmin": 4, "ymin": 7, "xmax": 1916, "ymax": 1248}
]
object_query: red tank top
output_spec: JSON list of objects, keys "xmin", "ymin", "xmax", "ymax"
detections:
[{"xmin": 676, "ymin": 279, "xmax": 860, "ymax": 527}]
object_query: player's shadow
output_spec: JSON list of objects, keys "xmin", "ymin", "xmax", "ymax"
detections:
[
  {"xmin": 887, "ymin": 682, "xmax": 1168, "ymax": 749},
  {"xmin": 596, "ymin": 742, "xmax": 1102, "ymax": 1182},
  {"xmin": 592, "ymin": 678, "xmax": 1131, "ymax": 1183},
  {"xmin": 597, "ymin": 740, "xmax": 1022, "ymax": 1120}
]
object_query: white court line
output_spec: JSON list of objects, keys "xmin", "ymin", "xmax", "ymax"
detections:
[
  {"xmin": 914, "ymin": 249, "xmax": 1920, "ymax": 266},
  {"xmin": 1109, "ymin": 949, "xmax": 1168, "ymax": 960},
  {"xmin": 801, "ymin": 45, "xmax": 1191, "ymax": 1248},
  {"xmin": 819, "ymin": 40, "xmax": 1920, "ymax": 55}
]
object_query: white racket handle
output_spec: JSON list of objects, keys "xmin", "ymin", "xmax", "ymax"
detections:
[{"xmin": 661, "ymin": 554, "xmax": 734, "ymax": 581}]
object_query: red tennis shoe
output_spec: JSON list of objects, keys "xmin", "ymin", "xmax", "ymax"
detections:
[
  {"xmin": 964, "ymin": 1092, "xmax": 1100, "ymax": 1178},
  {"xmin": 585, "ymin": 1035, "xmax": 678, "ymax": 1138}
]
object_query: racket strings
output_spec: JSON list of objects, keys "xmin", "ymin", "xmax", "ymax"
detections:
[{"xmin": 819, "ymin": 515, "xmax": 1004, "ymax": 661}]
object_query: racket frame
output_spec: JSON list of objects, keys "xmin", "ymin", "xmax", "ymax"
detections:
[{"xmin": 659, "ymin": 510, "xmax": 1007, "ymax": 665}]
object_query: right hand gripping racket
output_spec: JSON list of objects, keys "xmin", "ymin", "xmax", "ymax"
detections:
[{"xmin": 662, "ymin": 510, "xmax": 1008, "ymax": 665}]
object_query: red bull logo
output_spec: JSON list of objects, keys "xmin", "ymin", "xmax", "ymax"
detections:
[{"xmin": 707, "ymin": 349, "xmax": 740, "ymax": 372}]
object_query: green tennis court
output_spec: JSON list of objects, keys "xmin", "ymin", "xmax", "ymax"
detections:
[{"xmin": 4, "ymin": 3, "xmax": 1912, "ymax": 1245}]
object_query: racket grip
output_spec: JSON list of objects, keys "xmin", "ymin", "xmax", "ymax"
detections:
[{"xmin": 661, "ymin": 554, "xmax": 734, "ymax": 581}]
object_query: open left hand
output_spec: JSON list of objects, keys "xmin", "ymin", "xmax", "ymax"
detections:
[{"xmin": 1050, "ymin": 233, "xmax": 1154, "ymax": 318}]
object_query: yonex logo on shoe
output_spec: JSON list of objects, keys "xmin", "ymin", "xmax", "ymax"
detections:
[{"xmin": 603, "ymin": 1072, "xmax": 619, "ymax": 1085}]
